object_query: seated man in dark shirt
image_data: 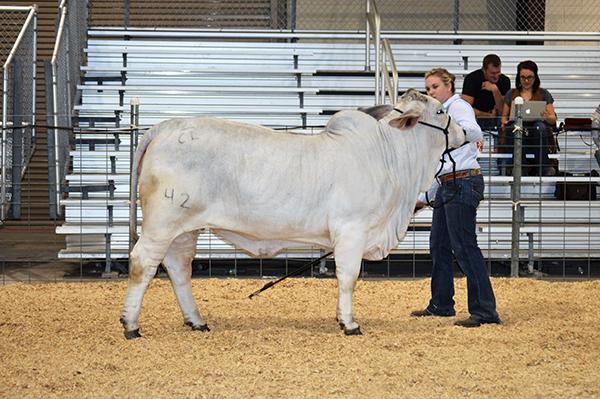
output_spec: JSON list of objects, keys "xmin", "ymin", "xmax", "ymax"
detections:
[{"xmin": 461, "ymin": 54, "xmax": 511, "ymax": 131}]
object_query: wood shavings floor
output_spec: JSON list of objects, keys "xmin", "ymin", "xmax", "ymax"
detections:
[{"xmin": 1, "ymin": 278, "xmax": 599, "ymax": 398}]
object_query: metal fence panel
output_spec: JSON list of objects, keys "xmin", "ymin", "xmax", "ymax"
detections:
[
  {"xmin": 88, "ymin": 0, "xmax": 600, "ymax": 32},
  {"xmin": 47, "ymin": 33, "xmax": 599, "ymax": 281},
  {"xmin": 295, "ymin": 0, "xmax": 600, "ymax": 32},
  {"xmin": 1, "ymin": 7, "xmax": 36, "ymax": 221},
  {"xmin": 91, "ymin": 0, "xmax": 289, "ymax": 29}
]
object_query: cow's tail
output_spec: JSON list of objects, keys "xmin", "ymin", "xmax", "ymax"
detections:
[{"xmin": 129, "ymin": 125, "xmax": 158, "ymax": 245}]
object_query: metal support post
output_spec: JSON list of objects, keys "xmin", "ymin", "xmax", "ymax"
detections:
[
  {"xmin": 527, "ymin": 233, "xmax": 535, "ymax": 274},
  {"xmin": 1, "ymin": 69, "xmax": 9, "ymax": 221},
  {"xmin": 124, "ymin": 0, "xmax": 130, "ymax": 28},
  {"xmin": 510, "ymin": 97, "xmax": 524, "ymax": 277},
  {"xmin": 128, "ymin": 98, "xmax": 140, "ymax": 256},
  {"xmin": 453, "ymin": 0, "xmax": 460, "ymax": 33},
  {"xmin": 453, "ymin": 0, "xmax": 462, "ymax": 44},
  {"xmin": 44, "ymin": 61, "xmax": 57, "ymax": 219},
  {"xmin": 32, "ymin": 10, "xmax": 37, "ymax": 144},
  {"xmin": 365, "ymin": 0, "xmax": 381, "ymax": 103},
  {"xmin": 102, "ymin": 233, "xmax": 113, "ymax": 278},
  {"xmin": 365, "ymin": 0, "xmax": 370, "ymax": 71},
  {"xmin": 11, "ymin": 62, "xmax": 22, "ymax": 219},
  {"xmin": 374, "ymin": 20, "xmax": 380, "ymax": 104},
  {"xmin": 290, "ymin": 0, "xmax": 297, "ymax": 30}
]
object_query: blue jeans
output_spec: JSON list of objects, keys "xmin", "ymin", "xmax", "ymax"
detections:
[{"xmin": 426, "ymin": 174, "xmax": 500, "ymax": 322}]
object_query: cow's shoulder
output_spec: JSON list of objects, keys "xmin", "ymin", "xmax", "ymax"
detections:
[{"xmin": 325, "ymin": 109, "xmax": 378, "ymax": 137}]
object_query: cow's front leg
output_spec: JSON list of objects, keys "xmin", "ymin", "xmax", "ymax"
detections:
[
  {"xmin": 333, "ymin": 231, "xmax": 365, "ymax": 336},
  {"xmin": 162, "ymin": 231, "xmax": 209, "ymax": 332},
  {"xmin": 120, "ymin": 236, "xmax": 170, "ymax": 339}
]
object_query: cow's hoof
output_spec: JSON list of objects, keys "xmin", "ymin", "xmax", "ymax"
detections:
[
  {"xmin": 124, "ymin": 329, "xmax": 142, "ymax": 340},
  {"xmin": 185, "ymin": 321, "xmax": 210, "ymax": 332},
  {"xmin": 192, "ymin": 324, "xmax": 210, "ymax": 332},
  {"xmin": 344, "ymin": 326, "xmax": 362, "ymax": 336}
]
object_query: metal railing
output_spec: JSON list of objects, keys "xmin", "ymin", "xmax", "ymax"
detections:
[
  {"xmin": 52, "ymin": 27, "xmax": 600, "ymax": 278},
  {"xmin": 366, "ymin": 0, "xmax": 398, "ymax": 105},
  {"xmin": 1, "ymin": 5, "xmax": 37, "ymax": 221},
  {"xmin": 48, "ymin": 0, "xmax": 90, "ymax": 217}
]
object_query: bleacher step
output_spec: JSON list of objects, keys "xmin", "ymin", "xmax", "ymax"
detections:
[{"xmin": 56, "ymin": 33, "xmax": 600, "ymax": 261}]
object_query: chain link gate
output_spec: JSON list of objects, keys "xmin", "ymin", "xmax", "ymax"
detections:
[{"xmin": 1, "ymin": 6, "xmax": 36, "ymax": 222}]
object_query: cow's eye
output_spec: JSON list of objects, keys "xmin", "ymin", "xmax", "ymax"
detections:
[{"xmin": 436, "ymin": 109, "xmax": 444, "ymax": 115}]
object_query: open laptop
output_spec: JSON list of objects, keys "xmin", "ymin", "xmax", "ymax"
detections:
[{"xmin": 509, "ymin": 100, "xmax": 547, "ymax": 122}]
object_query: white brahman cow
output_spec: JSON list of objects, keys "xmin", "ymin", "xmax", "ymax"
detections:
[{"xmin": 120, "ymin": 89, "xmax": 466, "ymax": 338}]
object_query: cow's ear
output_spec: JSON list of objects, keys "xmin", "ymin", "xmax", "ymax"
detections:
[
  {"xmin": 389, "ymin": 115, "xmax": 419, "ymax": 130},
  {"xmin": 358, "ymin": 104, "xmax": 394, "ymax": 121},
  {"xmin": 388, "ymin": 108, "xmax": 422, "ymax": 130}
]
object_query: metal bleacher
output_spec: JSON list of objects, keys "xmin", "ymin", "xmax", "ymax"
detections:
[{"xmin": 57, "ymin": 29, "xmax": 600, "ymax": 262}]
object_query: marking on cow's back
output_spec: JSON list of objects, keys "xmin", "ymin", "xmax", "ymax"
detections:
[
  {"xmin": 180, "ymin": 193, "xmax": 191, "ymax": 209},
  {"xmin": 177, "ymin": 129, "xmax": 200, "ymax": 144},
  {"xmin": 164, "ymin": 188, "xmax": 175, "ymax": 203},
  {"xmin": 164, "ymin": 188, "xmax": 192, "ymax": 209}
]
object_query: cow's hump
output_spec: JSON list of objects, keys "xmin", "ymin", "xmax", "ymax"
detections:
[{"xmin": 325, "ymin": 110, "xmax": 376, "ymax": 137}]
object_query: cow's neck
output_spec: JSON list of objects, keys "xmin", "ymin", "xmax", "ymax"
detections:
[
  {"xmin": 374, "ymin": 124, "xmax": 447, "ymax": 254},
  {"xmin": 378, "ymin": 123, "xmax": 446, "ymax": 193}
]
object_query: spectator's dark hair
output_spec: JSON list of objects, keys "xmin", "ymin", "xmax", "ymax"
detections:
[
  {"xmin": 482, "ymin": 54, "xmax": 502, "ymax": 68},
  {"xmin": 516, "ymin": 60, "xmax": 541, "ymax": 91}
]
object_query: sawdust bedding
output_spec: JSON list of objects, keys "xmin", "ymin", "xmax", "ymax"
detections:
[{"xmin": 0, "ymin": 278, "xmax": 599, "ymax": 398}]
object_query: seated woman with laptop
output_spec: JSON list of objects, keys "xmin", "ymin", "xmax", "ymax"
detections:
[{"xmin": 500, "ymin": 60, "xmax": 557, "ymax": 176}]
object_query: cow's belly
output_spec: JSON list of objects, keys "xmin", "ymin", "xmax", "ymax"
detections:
[{"xmin": 214, "ymin": 229, "xmax": 331, "ymax": 257}]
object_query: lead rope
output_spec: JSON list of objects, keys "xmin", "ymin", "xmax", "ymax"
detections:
[
  {"xmin": 425, "ymin": 121, "xmax": 459, "ymax": 209},
  {"xmin": 248, "ymin": 251, "xmax": 333, "ymax": 298}
]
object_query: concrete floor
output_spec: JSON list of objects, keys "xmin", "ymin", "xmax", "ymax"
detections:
[{"xmin": 0, "ymin": 224, "xmax": 84, "ymax": 283}]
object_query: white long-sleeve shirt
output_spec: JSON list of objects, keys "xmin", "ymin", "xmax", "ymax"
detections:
[{"xmin": 418, "ymin": 94, "xmax": 483, "ymax": 202}]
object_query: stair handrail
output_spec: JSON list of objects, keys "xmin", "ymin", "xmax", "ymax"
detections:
[
  {"xmin": 366, "ymin": 0, "xmax": 398, "ymax": 105},
  {"xmin": 49, "ymin": 0, "xmax": 89, "ymax": 217},
  {"xmin": 50, "ymin": 0, "xmax": 69, "ymax": 216},
  {"xmin": 381, "ymin": 38, "xmax": 399, "ymax": 104}
]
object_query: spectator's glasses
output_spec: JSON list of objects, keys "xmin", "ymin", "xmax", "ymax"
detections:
[{"xmin": 519, "ymin": 75, "xmax": 535, "ymax": 81}]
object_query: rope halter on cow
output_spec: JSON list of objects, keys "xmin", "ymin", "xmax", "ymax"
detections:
[{"xmin": 393, "ymin": 107, "xmax": 466, "ymax": 208}]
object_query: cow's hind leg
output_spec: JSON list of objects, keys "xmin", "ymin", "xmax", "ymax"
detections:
[
  {"xmin": 162, "ymin": 231, "xmax": 209, "ymax": 332},
  {"xmin": 120, "ymin": 236, "xmax": 171, "ymax": 339},
  {"xmin": 333, "ymin": 231, "xmax": 365, "ymax": 336}
]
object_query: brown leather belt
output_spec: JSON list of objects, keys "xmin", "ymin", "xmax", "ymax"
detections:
[{"xmin": 438, "ymin": 168, "xmax": 481, "ymax": 184}]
